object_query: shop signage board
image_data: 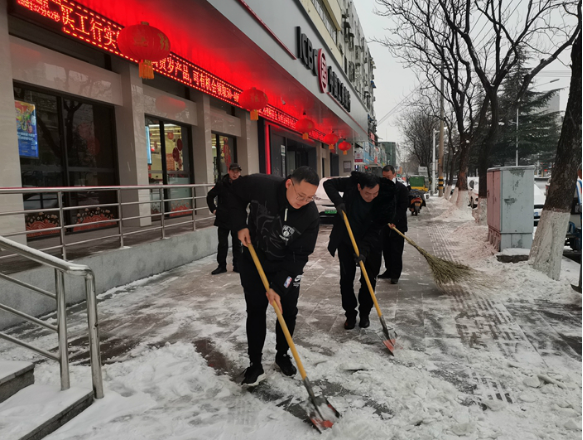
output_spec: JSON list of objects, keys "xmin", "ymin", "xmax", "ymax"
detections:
[
  {"xmin": 296, "ymin": 27, "xmax": 351, "ymax": 112},
  {"xmin": 12, "ymin": 0, "xmax": 328, "ymax": 143},
  {"xmin": 354, "ymin": 148, "xmax": 364, "ymax": 163},
  {"xmin": 14, "ymin": 100, "xmax": 38, "ymax": 158}
]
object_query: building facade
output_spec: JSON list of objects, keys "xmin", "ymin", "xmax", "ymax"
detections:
[{"xmin": 0, "ymin": 0, "xmax": 377, "ymax": 240}]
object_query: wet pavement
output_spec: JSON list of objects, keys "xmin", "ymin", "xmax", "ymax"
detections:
[{"xmin": 2, "ymin": 197, "xmax": 581, "ymax": 427}]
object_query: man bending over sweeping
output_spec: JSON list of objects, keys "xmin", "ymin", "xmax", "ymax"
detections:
[
  {"xmin": 324, "ymin": 172, "xmax": 396, "ymax": 330},
  {"xmin": 227, "ymin": 166, "xmax": 320, "ymax": 386}
]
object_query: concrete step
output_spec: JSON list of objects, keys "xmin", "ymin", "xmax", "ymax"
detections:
[
  {"xmin": 0, "ymin": 384, "xmax": 93, "ymax": 440},
  {"xmin": 0, "ymin": 361, "xmax": 34, "ymax": 404}
]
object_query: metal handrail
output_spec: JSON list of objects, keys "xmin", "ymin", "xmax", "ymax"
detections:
[
  {"xmin": 0, "ymin": 183, "xmax": 215, "ymax": 261},
  {"xmin": 0, "ymin": 235, "xmax": 104, "ymax": 399}
]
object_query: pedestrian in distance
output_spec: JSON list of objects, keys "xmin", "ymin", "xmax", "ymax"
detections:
[
  {"xmin": 206, "ymin": 163, "xmax": 243, "ymax": 275},
  {"xmin": 324, "ymin": 171, "xmax": 395, "ymax": 330},
  {"xmin": 379, "ymin": 165, "xmax": 409, "ymax": 284},
  {"xmin": 227, "ymin": 166, "xmax": 320, "ymax": 386}
]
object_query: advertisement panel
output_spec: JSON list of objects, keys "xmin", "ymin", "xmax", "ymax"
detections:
[{"xmin": 15, "ymin": 100, "xmax": 38, "ymax": 158}]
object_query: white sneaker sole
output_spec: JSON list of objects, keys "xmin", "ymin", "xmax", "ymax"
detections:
[{"xmin": 241, "ymin": 372, "xmax": 266, "ymax": 387}]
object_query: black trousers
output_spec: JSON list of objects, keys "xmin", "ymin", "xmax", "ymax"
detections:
[
  {"xmin": 239, "ymin": 248, "xmax": 300, "ymax": 364},
  {"xmin": 382, "ymin": 226, "xmax": 405, "ymax": 279},
  {"xmin": 217, "ymin": 227, "xmax": 241, "ymax": 268},
  {"xmin": 337, "ymin": 241, "xmax": 381, "ymax": 320}
]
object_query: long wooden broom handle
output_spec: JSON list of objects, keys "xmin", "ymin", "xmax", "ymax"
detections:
[
  {"xmin": 247, "ymin": 243, "xmax": 308, "ymax": 381},
  {"xmin": 341, "ymin": 211, "xmax": 384, "ymax": 318},
  {"xmin": 388, "ymin": 224, "xmax": 417, "ymax": 247}
]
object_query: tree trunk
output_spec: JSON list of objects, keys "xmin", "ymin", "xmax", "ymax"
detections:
[
  {"xmin": 454, "ymin": 135, "xmax": 471, "ymax": 207},
  {"xmin": 529, "ymin": 31, "xmax": 582, "ymax": 280}
]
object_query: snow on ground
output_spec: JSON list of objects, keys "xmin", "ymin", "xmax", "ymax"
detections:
[{"xmin": 2, "ymin": 195, "xmax": 581, "ymax": 440}]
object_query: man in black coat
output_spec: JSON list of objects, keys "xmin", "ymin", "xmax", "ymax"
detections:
[
  {"xmin": 324, "ymin": 172, "xmax": 395, "ymax": 330},
  {"xmin": 379, "ymin": 165, "xmax": 409, "ymax": 284},
  {"xmin": 206, "ymin": 163, "xmax": 243, "ymax": 275},
  {"xmin": 228, "ymin": 166, "xmax": 320, "ymax": 386}
]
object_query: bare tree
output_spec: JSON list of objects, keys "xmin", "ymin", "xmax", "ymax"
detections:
[
  {"xmin": 375, "ymin": 0, "xmax": 484, "ymax": 201},
  {"xmin": 396, "ymin": 106, "xmax": 437, "ymax": 176},
  {"xmin": 529, "ymin": 29, "xmax": 582, "ymax": 280},
  {"xmin": 439, "ymin": 0, "xmax": 580, "ymax": 222}
]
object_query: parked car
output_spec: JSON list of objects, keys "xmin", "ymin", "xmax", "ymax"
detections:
[
  {"xmin": 314, "ymin": 177, "xmax": 342, "ymax": 223},
  {"xmin": 533, "ymin": 184, "xmax": 546, "ymax": 226},
  {"xmin": 534, "ymin": 176, "xmax": 550, "ymax": 193}
]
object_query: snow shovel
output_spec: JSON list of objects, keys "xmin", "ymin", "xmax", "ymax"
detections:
[
  {"xmin": 247, "ymin": 243, "xmax": 340, "ymax": 433},
  {"xmin": 341, "ymin": 211, "xmax": 397, "ymax": 355}
]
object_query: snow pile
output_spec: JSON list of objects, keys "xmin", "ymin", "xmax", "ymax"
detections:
[
  {"xmin": 432, "ymin": 196, "xmax": 474, "ymax": 222},
  {"xmin": 427, "ymin": 197, "xmax": 580, "ymax": 304}
]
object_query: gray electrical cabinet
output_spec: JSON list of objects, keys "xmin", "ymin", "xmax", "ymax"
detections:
[{"xmin": 487, "ymin": 166, "xmax": 535, "ymax": 251}]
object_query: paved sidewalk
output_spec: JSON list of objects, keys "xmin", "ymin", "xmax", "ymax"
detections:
[{"xmin": 2, "ymin": 197, "xmax": 581, "ymax": 425}]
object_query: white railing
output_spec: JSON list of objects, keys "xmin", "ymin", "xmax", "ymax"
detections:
[
  {"xmin": 0, "ymin": 183, "xmax": 215, "ymax": 261},
  {"xmin": 0, "ymin": 236, "xmax": 103, "ymax": 399}
]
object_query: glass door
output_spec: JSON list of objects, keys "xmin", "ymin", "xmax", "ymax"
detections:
[
  {"xmin": 146, "ymin": 118, "xmax": 192, "ymax": 217},
  {"xmin": 211, "ymin": 133, "xmax": 236, "ymax": 183}
]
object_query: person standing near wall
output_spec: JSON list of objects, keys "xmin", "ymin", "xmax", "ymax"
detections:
[
  {"xmin": 379, "ymin": 165, "xmax": 409, "ymax": 284},
  {"xmin": 228, "ymin": 166, "xmax": 320, "ymax": 386},
  {"xmin": 206, "ymin": 163, "xmax": 243, "ymax": 275}
]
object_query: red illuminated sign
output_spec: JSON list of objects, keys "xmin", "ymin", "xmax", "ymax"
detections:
[
  {"xmin": 15, "ymin": 0, "xmax": 241, "ymax": 105},
  {"xmin": 318, "ymin": 49, "xmax": 327, "ymax": 93},
  {"xmin": 15, "ymin": 0, "xmax": 325, "ymax": 141}
]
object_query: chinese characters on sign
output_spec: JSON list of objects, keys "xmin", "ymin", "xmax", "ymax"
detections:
[
  {"xmin": 15, "ymin": 0, "xmax": 327, "ymax": 141},
  {"xmin": 16, "ymin": 0, "xmax": 240, "ymax": 105},
  {"xmin": 15, "ymin": 100, "xmax": 38, "ymax": 158}
]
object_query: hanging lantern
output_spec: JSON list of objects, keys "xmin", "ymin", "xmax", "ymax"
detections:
[
  {"xmin": 295, "ymin": 115, "xmax": 315, "ymax": 140},
  {"xmin": 338, "ymin": 140, "xmax": 352, "ymax": 155},
  {"xmin": 322, "ymin": 132, "xmax": 339, "ymax": 149},
  {"xmin": 238, "ymin": 87, "xmax": 268, "ymax": 120},
  {"xmin": 117, "ymin": 22, "xmax": 171, "ymax": 79}
]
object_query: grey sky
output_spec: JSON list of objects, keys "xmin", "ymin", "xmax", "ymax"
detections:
[{"xmin": 354, "ymin": 0, "xmax": 573, "ymax": 145}]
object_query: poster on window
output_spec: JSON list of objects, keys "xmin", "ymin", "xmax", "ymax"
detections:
[{"xmin": 15, "ymin": 100, "xmax": 38, "ymax": 158}]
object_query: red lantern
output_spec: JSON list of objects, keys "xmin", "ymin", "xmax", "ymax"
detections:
[
  {"xmin": 323, "ymin": 132, "xmax": 339, "ymax": 149},
  {"xmin": 295, "ymin": 116, "xmax": 315, "ymax": 140},
  {"xmin": 238, "ymin": 87, "xmax": 268, "ymax": 121},
  {"xmin": 117, "ymin": 22, "xmax": 171, "ymax": 79},
  {"xmin": 338, "ymin": 140, "xmax": 352, "ymax": 155}
]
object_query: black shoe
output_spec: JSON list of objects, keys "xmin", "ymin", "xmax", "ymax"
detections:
[
  {"xmin": 378, "ymin": 271, "xmax": 391, "ymax": 279},
  {"xmin": 390, "ymin": 279, "xmax": 399, "ymax": 284},
  {"xmin": 344, "ymin": 317, "xmax": 356, "ymax": 330},
  {"xmin": 359, "ymin": 316, "xmax": 370, "ymax": 328},
  {"xmin": 211, "ymin": 266, "xmax": 227, "ymax": 275},
  {"xmin": 275, "ymin": 353, "xmax": 297, "ymax": 377},
  {"xmin": 241, "ymin": 363, "xmax": 265, "ymax": 386}
]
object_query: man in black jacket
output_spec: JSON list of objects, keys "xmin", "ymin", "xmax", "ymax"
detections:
[
  {"xmin": 228, "ymin": 166, "xmax": 320, "ymax": 386},
  {"xmin": 206, "ymin": 163, "xmax": 242, "ymax": 275},
  {"xmin": 379, "ymin": 165, "xmax": 409, "ymax": 284},
  {"xmin": 324, "ymin": 172, "xmax": 395, "ymax": 330}
]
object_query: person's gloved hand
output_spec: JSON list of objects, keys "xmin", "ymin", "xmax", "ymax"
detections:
[
  {"xmin": 354, "ymin": 253, "xmax": 366, "ymax": 266},
  {"xmin": 336, "ymin": 202, "xmax": 346, "ymax": 215}
]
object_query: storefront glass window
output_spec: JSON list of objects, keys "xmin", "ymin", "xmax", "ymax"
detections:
[
  {"xmin": 13, "ymin": 85, "xmax": 117, "ymax": 237},
  {"xmin": 211, "ymin": 133, "xmax": 236, "ymax": 182}
]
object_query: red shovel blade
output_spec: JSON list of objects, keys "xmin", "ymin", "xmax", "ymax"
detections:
[
  {"xmin": 383, "ymin": 338, "xmax": 396, "ymax": 355},
  {"xmin": 309, "ymin": 400, "xmax": 340, "ymax": 433}
]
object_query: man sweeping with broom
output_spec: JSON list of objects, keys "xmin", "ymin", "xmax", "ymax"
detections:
[{"xmin": 324, "ymin": 172, "xmax": 396, "ymax": 330}]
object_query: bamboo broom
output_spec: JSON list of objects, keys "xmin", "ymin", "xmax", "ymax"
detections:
[{"xmin": 389, "ymin": 224, "xmax": 480, "ymax": 286}]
